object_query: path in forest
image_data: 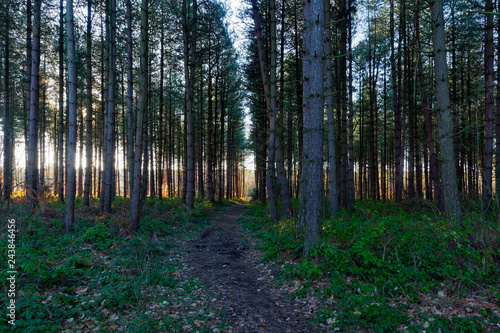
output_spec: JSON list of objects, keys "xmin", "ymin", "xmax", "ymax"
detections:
[{"xmin": 184, "ymin": 204, "xmax": 314, "ymax": 332}]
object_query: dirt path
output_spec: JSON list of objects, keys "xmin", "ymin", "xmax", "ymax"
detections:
[{"xmin": 184, "ymin": 204, "xmax": 314, "ymax": 332}]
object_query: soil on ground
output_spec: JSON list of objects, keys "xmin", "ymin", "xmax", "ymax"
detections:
[{"xmin": 184, "ymin": 204, "xmax": 315, "ymax": 333}]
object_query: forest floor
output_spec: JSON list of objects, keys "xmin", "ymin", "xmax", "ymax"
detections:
[
  {"xmin": 183, "ymin": 203, "xmax": 315, "ymax": 332},
  {"xmin": 2, "ymin": 197, "xmax": 500, "ymax": 332}
]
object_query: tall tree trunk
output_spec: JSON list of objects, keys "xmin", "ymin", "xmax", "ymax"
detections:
[
  {"xmin": 390, "ymin": 0, "xmax": 403, "ymax": 203},
  {"xmin": 206, "ymin": 30, "xmax": 214, "ymax": 202},
  {"xmin": 28, "ymin": 0, "xmax": 41, "ymax": 209},
  {"xmin": 431, "ymin": 0, "xmax": 462, "ymax": 223},
  {"xmin": 3, "ymin": 4, "xmax": 12, "ymax": 205},
  {"xmin": 126, "ymin": 0, "xmax": 134, "ymax": 199},
  {"xmin": 347, "ymin": 0, "xmax": 355, "ymax": 205},
  {"xmin": 496, "ymin": 0, "xmax": 500, "ymax": 198},
  {"xmin": 300, "ymin": 0, "xmax": 324, "ymax": 256},
  {"xmin": 250, "ymin": 0, "xmax": 279, "ymax": 222},
  {"xmin": 158, "ymin": 12, "xmax": 165, "ymax": 200},
  {"xmin": 416, "ymin": 0, "xmax": 441, "ymax": 207},
  {"xmin": 101, "ymin": 0, "xmax": 116, "ymax": 213},
  {"xmin": 83, "ymin": 0, "xmax": 93, "ymax": 206},
  {"xmin": 78, "ymin": 96, "xmax": 83, "ymax": 197},
  {"xmin": 483, "ymin": 0, "xmax": 494, "ymax": 207},
  {"xmin": 57, "ymin": 0, "xmax": 64, "ymax": 202},
  {"xmin": 130, "ymin": 0, "xmax": 148, "ymax": 232},
  {"xmin": 26, "ymin": 0, "xmax": 32, "ymax": 194},
  {"xmin": 324, "ymin": 0, "xmax": 338, "ymax": 216},
  {"xmin": 273, "ymin": 0, "xmax": 292, "ymax": 217},
  {"xmin": 65, "ymin": 0, "xmax": 77, "ymax": 232},
  {"xmin": 183, "ymin": 0, "xmax": 196, "ymax": 210}
]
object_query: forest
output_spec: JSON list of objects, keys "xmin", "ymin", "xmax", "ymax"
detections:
[{"xmin": 1, "ymin": 0, "xmax": 500, "ymax": 331}]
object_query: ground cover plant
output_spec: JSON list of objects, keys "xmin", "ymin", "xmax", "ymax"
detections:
[
  {"xmin": 241, "ymin": 200, "xmax": 500, "ymax": 332},
  {"xmin": 0, "ymin": 197, "xmax": 232, "ymax": 332}
]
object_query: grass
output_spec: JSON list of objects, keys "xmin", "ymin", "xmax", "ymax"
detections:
[
  {"xmin": 240, "ymin": 199, "xmax": 500, "ymax": 332},
  {"xmin": 0, "ymin": 196, "xmax": 231, "ymax": 332}
]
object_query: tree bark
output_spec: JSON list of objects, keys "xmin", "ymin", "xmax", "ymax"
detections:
[
  {"xmin": 301, "ymin": 0, "xmax": 324, "ymax": 256},
  {"xmin": 183, "ymin": 0, "xmax": 196, "ymax": 210},
  {"xmin": 496, "ymin": 0, "xmax": 500, "ymax": 197},
  {"xmin": 83, "ymin": 0, "xmax": 93, "ymax": 206},
  {"xmin": 28, "ymin": 0, "xmax": 41, "ymax": 209},
  {"xmin": 483, "ymin": 0, "xmax": 494, "ymax": 207},
  {"xmin": 101, "ymin": 0, "xmax": 116, "ymax": 213},
  {"xmin": 65, "ymin": 0, "xmax": 78, "ymax": 232},
  {"xmin": 431, "ymin": 0, "xmax": 462, "ymax": 223},
  {"xmin": 324, "ymin": 0, "xmax": 338, "ymax": 216},
  {"xmin": 3, "ymin": 4, "xmax": 12, "ymax": 204},
  {"xmin": 390, "ymin": 0, "xmax": 403, "ymax": 203},
  {"xmin": 57, "ymin": 0, "xmax": 64, "ymax": 202},
  {"xmin": 250, "ymin": 0, "xmax": 279, "ymax": 222},
  {"xmin": 416, "ymin": 0, "xmax": 441, "ymax": 207},
  {"xmin": 130, "ymin": 0, "xmax": 148, "ymax": 232}
]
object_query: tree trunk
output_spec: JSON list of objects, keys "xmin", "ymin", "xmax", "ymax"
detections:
[
  {"xmin": 301, "ymin": 0, "xmax": 324, "ymax": 256},
  {"xmin": 496, "ymin": 0, "xmax": 500, "ymax": 197},
  {"xmin": 390, "ymin": 0, "xmax": 403, "ymax": 203},
  {"xmin": 324, "ymin": 0, "xmax": 338, "ymax": 216},
  {"xmin": 250, "ymin": 0, "xmax": 279, "ymax": 222},
  {"xmin": 126, "ymin": 0, "xmax": 134, "ymax": 199},
  {"xmin": 431, "ymin": 0, "xmax": 462, "ymax": 223},
  {"xmin": 83, "ymin": 0, "xmax": 93, "ymax": 206},
  {"xmin": 57, "ymin": 0, "xmax": 64, "ymax": 202},
  {"xmin": 483, "ymin": 0, "xmax": 494, "ymax": 207},
  {"xmin": 3, "ymin": 5, "xmax": 12, "ymax": 204},
  {"xmin": 28, "ymin": 0, "xmax": 41, "ymax": 209},
  {"xmin": 347, "ymin": 0, "xmax": 355, "ymax": 205},
  {"xmin": 25, "ymin": 0, "xmax": 32, "ymax": 195},
  {"xmin": 101, "ymin": 0, "xmax": 116, "ymax": 213},
  {"xmin": 416, "ymin": 0, "xmax": 441, "ymax": 207},
  {"xmin": 130, "ymin": 0, "xmax": 148, "ymax": 232},
  {"xmin": 207, "ymin": 30, "xmax": 214, "ymax": 202},
  {"xmin": 65, "ymin": 0, "xmax": 78, "ymax": 232},
  {"xmin": 183, "ymin": 0, "xmax": 196, "ymax": 210}
]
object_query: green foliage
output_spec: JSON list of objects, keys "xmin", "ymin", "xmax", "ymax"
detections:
[
  {"xmin": 81, "ymin": 222, "xmax": 113, "ymax": 249},
  {"xmin": 241, "ymin": 200, "xmax": 500, "ymax": 331}
]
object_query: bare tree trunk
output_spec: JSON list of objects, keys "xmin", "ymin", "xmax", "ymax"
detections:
[
  {"xmin": 483, "ymin": 0, "xmax": 494, "ymax": 207},
  {"xmin": 130, "ymin": 0, "xmax": 148, "ymax": 232},
  {"xmin": 416, "ymin": 0, "xmax": 441, "ymax": 207},
  {"xmin": 301, "ymin": 0, "xmax": 324, "ymax": 256},
  {"xmin": 26, "ymin": 0, "xmax": 32, "ymax": 194},
  {"xmin": 28, "ymin": 0, "xmax": 41, "ymax": 209},
  {"xmin": 431, "ymin": 0, "xmax": 462, "ymax": 223},
  {"xmin": 3, "ymin": 5, "xmax": 12, "ymax": 205},
  {"xmin": 250, "ymin": 0, "xmax": 279, "ymax": 222},
  {"xmin": 126, "ymin": 0, "xmax": 134, "ymax": 199},
  {"xmin": 324, "ymin": 0, "xmax": 337, "ymax": 216},
  {"xmin": 183, "ymin": 0, "xmax": 196, "ymax": 210},
  {"xmin": 57, "ymin": 0, "xmax": 64, "ymax": 202},
  {"xmin": 496, "ymin": 0, "xmax": 500, "ymax": 198},
  {"xmin": 65, "ymin": 0, "xmax": 77, "ymax": 232},
  {"xmin": 347, "ymin": 0, "xmax": 355, "ymax": 205},
  {"xmin": 83, "ymin": 0, "xmax": 93, "ymax": 206},
  {"xmin": 390, "ymin": 0, "xmax": 403, "ymax": 203},
  {"xmin": 206, "ymin": 30, "xmax": 214, "ymax": 202},
  {"xmin": 158, "ymin": 11, "xmax": 165, "ymax": 200},
  {"xmin": 77, "ymin": 97, "xmax": 83, "ymax": 197},
  {"xmin": 101, "ymin": 0, "xmax": 116, "ymax": 213}
]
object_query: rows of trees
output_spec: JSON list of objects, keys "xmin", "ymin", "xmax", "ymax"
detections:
[
  {"xmin": 1, "ymin": 0, "xmax": 499, "ymax": 255},
  {"xmin": 0, "ymin": 0, "xmax": 247, "ymax": 229},
  {"xmin": 245, "ymin": 0, "xmax": 500, "ymax": 254}
]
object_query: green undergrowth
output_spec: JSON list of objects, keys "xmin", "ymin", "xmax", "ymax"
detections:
[
  {"xmin": 241, "ymin": 200, "xmax": 500, "ymax": 332},
  {"xmin": 0, "ymin": 197, "xmax": 232, "ymax": 332}
]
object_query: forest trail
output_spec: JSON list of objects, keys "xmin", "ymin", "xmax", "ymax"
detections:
[{"xmin": 184, "ymin": 204, "xmax": 314, "ymax": 333}]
